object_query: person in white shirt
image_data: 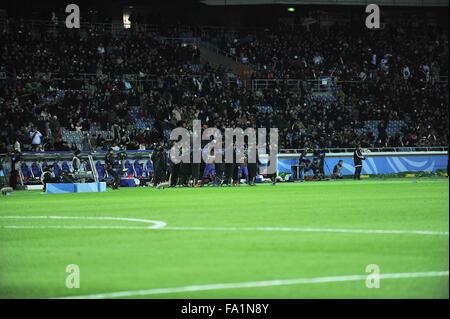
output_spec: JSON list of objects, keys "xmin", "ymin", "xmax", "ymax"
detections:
[
  {"xmin": 14, "ymin": 140, "xmax": 21, "ymax": 153},
  {"xmin": 313, "ymin": 54, "xmax": 323, "ymax": 65},
  {"xmin": 97, "ymin": 44, "xmax": 105, "ymax": 55},
  {"xmin": 402, "ymin": 66, "xmax": 411, "ymax": 80},
  {"xmin": 29, "ymin": 128, "xmax": 43, "ymax": 151}
]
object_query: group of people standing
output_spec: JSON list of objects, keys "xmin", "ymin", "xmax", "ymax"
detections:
[
  {"xmin": 93, "ymin": 144, "xmax": 367, "ymax": 190},
  {"xmin": 151, "ymin": 144, "xmax": 268, "ymax": 188}
]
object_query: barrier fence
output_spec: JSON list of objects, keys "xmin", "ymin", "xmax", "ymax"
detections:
[{"xmin": 277, "ymin": 150, "xmax": 448, "ymax": 176}]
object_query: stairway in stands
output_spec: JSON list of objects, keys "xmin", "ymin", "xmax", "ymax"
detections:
[{"xmin": 198, "ymin": 41, "xmax": 254, "ymax": 84}]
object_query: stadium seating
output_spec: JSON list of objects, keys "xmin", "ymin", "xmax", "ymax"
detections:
[
  {"xmin": 95, "ymin": 161, "xmax": 108, "ymax": 180},
  {"xmin": 124, "ymin": 160, "xmax": 135, "ymax": 178},
  {"xmin": 61, "ymin": 161, "xmax": 71, "ymax": 174},
  {"xmin": 134, "ymin": 160, "xmax": 151, "ymax": 183},
  {"xmin": 146, "ymin": 160, "xmax": 154, "ymax": 175},
  {"xmin": 0, "ymin": 19, "xmax": 447, "ymax": 154},
  {"xmin": 53, "ymin": 162, "xmax": 62, "ymax": 177},
  {"xmin": 31, "ymin": 162, "xmax": 43, "ymax": 179},
  {"xmin": 20, "ymin": 163, "xmax": 31, "ymax": 182}
]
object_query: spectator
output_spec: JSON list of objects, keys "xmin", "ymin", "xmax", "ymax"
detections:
[{"xmin": 29, "ymin": 128, "xmax": 43, "ymax": 152}]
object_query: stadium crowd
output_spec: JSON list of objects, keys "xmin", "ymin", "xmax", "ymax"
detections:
[
  {"xmin": 207, "ymin": 23, "xmax": 448, "ymax": 81},
  {"xmin": 0, "ymin": 20, "xmax": 448, "ymax": 154}
]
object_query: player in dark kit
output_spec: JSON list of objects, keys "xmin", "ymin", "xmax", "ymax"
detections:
[
  {"xmin": 224, "ymin": 143, "xmax": 237, "ymax": 186},
  {"xmin": 214, "ymin": 148, "xmax": 225, "ymax": 186},
  {"xmin": 215, "ymin": 160, "xmax": 225, "ymax": 186},
  {"xmin": 179, "ymin": 160, "xmax": 192, "ymax": 187},
  {"xmin": 105, "ymin": 148, "xmax": 120, "ymax": 189},
  {"xmin": 247, "ymin": 148, "xmax": 258, "ymax": 186},
  {"xmin": 224, "ymin": 161, "xmax": 234, "ymax": 186},
  {"xmin": 353, "ymin": 145, "xmax": 366, "ymax": 180}
]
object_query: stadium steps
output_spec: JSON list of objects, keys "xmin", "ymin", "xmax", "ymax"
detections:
[
  {"xmin": 60, "ymin": 128, "xmax": 112, "ymax": 150},
  {"xmin": 198, "ymin": 41, "xmax": 253, "ymax": 81}
]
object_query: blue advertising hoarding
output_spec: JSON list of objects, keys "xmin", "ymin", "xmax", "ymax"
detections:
[{"xmin": 277, "ymin": 152, "xmax": 448, "ymax": 176}]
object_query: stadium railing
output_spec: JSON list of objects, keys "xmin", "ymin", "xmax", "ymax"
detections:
[
  {"xmin": 278, "ymin": 146, "xmax": 449, "ymax": 154},
  {"xmin": 276, "ymin": 147, "xmax": 448, "ymax": 176}
]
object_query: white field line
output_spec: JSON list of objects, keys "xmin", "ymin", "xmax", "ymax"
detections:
[
  {"xmin": 2, "ymin": 225, "xmax": 151, "ymax": 230},
  {"xmin": 0, "ymin": 215, "xmax": 447, "ymax": 236},
  {"xmin": 58, "ymin": 270, "xmax": 449, "ymax": 299},
  {"xmin": 162, "ymin": 226, "xmax": 449, "ymax": 236},
  {"xmin": 0, "ymin": 216, "xmax": 166, "ymax": 229}
]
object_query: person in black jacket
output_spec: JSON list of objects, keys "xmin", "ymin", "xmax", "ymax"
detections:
[
  {"xmin": 72, "ymin": 149, "xmax": 81, "ymax": 173},
  {"xmin": 353, "ymin": 145, "xmax": 366, "ymax": 180},
  {"xmin": 169, "ymin": 141, "xmax": 180, "ymax": 187},
  {"xmin": 9, "ymin": 151, "xmax": 20, "ymax": 189},
  {"xmin": 151, "ymin": 144, "xmax": 167, "ymax": 187},
  {"xmin": 105, "ymin": 148, "xmax": 120, "ymax": 189},
  {"xmin": 311, "ymin": 158, "xmax": 322, "ymax": 180}
]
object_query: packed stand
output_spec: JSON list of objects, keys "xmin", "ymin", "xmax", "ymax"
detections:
[{"xmin": 0, "ymin": 20, "xmax": 448, "ymax": 155}]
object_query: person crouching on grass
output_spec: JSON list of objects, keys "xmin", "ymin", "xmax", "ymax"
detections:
[
  {"xmin": 332, "ymin": 160, "xmax": 344, "ymax": 179},
  {"xmin": 353, "ymin": 145, "xmax": 366, "ymax": 180},
  {"xmin": 41, "ymin": 164, "xmax": 57, "ymax": 192}
]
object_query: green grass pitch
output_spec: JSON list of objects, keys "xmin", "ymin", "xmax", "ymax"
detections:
[{"xmin": 0, "ymin": 178, "xmax": 448, "ymax": 298}]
